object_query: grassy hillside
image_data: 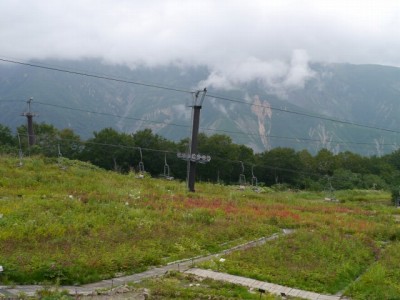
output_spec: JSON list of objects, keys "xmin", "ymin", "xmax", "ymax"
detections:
[
  {"xmin": 0, "ymin": 155, "xmax": 278, "ymax": 284},
  {"xmin": 1, "ymin": 155, "xmax": 400, "ymax": 299}
]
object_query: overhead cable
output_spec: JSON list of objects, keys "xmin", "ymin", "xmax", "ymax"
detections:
[{"xmin": 0, "ymin": 57, "xmax": 194, "ymax": 94}]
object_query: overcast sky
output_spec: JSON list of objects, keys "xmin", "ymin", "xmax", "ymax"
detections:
[{"xmin": 1, "ymin": 0, "xmax": 400, "ymax": 89}]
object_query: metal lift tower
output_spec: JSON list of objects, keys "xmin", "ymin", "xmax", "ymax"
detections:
[{"xmin": 21, "ymin": 98, "xmax": 37, "ymax": 146}]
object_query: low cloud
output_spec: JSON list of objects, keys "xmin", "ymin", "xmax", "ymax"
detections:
[
  {"xmin": 283, "ymin": 50, "xmax": 315, "ymax": 88},
  {"xmin": 199, "ymin": 50, "xmax": 315, "ymax": 96},
  {"xmin": 1, "ymin": 0, "xmax": 400, "ymax": 88}
]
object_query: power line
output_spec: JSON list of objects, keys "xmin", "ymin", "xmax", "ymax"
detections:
[
  {"xmin": 12, "ymin": 133, "xmax": 316, "ymax": 177},
  {"xmin": 199, "ymin": 126, "xmax": 399, "ymax": 148},
  {"xmin": 206, "ymin": 92, "xmax": 400, "ymax": 134},
  {"xmin": 34, "ymin": 101, "xmax": 190, "ymax": 129},
  {"xmin": 34, "ymin": 101, "xmax": 400, "ymax": 148},
  {"xmin": 0, "ymin": 57, "xmax": 194, "ymax": 95},
  {"xmin": 15, "ymin": 133, "xmax": 381, "ymax": 188},
  {"xmin": 209, "ymin": 155, "xmax": 319, "ymax": 178},
  {"xmin": 1, "ymin": 57, "xmax": 399, "ymax": 148},
  {"xmin": 1, "ymin": 57, "xmax": 399, "ymax": 135},
  {"xmin": 0, "ymin": 99, "xmax": 27, "ymax": 102},
  {"xmin": 2, "ymin": 99, "xmax": 397, "ymax": 149},
  {"xmin": 17, "ymin": 132, "xmax": 178, "ymax": 155}
]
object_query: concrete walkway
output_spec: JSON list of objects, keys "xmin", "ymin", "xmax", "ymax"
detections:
[
  {"xmin": 186, "ymin": 268, "xmax": 344, "ymax": 300},
  {"xmin": 0, "ymin": 230, "xmax": 293, "ymax": 298}
]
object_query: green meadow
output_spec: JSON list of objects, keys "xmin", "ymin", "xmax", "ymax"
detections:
[{"xmin": 1, "ymin": 155, "xmax": 399, "ymax": 299}]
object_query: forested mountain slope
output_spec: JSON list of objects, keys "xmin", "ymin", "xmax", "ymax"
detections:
[{"xmin": 1, "ymin": 60, "xmax": 399, "ymax": 155}]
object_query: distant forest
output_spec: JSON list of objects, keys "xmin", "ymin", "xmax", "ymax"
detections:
[{"xmin": 1, "ymin": 122, "xmax": 400, "ymax": 193}]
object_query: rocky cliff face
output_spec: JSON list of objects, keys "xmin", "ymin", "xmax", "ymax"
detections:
[{"xmin": 250, "ymin": 95, "xmax": 272, "ymax": 150}]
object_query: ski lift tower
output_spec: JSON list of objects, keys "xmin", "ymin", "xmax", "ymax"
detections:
[
  {"xmin": 239, "ymin": 161, "xmax": 246, "ymax": 190},
  {"xmin": 177, "ymin": 88, "xmax": 210, "ymax": 192},
  {"xmin": 21, "ymin": 98, "xmax": 37, "ymax": 146}
]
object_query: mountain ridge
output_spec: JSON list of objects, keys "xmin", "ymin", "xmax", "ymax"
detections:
[{"xmin": 1, "ymin": 59, "xmax": 399, "ymax": 155}]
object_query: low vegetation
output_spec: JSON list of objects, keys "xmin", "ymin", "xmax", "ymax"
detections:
[
  {"xmin": 345, "ymin": 241, "xmax": 400, "ymax": 299},
  {"xmin": 128, "ymin": 271, "xmax": 280, "ymax": 300},
  {"xmin": 201, "ymin": 229, "xmax": 378, "ymax": 294},
  {"xmin": 1, "ymin": 154, "xmax": 399, "ymax": 300},
  {"xmin": 0, "ymin": 155, "xmax": 278, "ymax": 284}
]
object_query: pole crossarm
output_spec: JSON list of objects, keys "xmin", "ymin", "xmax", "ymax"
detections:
[{"xmin": 189, "ymin": 88, "xmax": 207, "ymax": 107}]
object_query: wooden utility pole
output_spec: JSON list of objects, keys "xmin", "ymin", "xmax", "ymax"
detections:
[{"xmin": 21, "ymin": 98, "xmax": 37, "ymax": 146}]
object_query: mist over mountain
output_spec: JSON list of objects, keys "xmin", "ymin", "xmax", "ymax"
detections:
[{"xmin": 1, "ymin": 59, "xmax": 399, "ymax": 156}]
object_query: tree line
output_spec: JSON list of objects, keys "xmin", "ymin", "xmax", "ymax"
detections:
[{"xmin": 1, "ymin": 122, "xmax": 400, "ymax": 192}]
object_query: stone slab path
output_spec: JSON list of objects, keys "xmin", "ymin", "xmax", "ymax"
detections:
[
  {"xmin": 186, "ymin": 268, "xmax": 344, "ymax": 300},
  {"xmin": 2, "ymin": 229, "xmax": 342, "ymax": 300}
]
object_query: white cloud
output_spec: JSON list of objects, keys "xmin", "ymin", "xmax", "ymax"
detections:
[
  {"xmin": 198, "ymin": 72, "xmax": 235, "ymax": 91},
  {"xmin": 199, "ymin": 50, "xmax": 315, "ymax": 95},
  {"xmin": 0, "ymin": 0, "xmax": 399, "ymax": 84},
  {"xmin": 283, "ymin": 50, "xmax": 315, "ymax": 89}
]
